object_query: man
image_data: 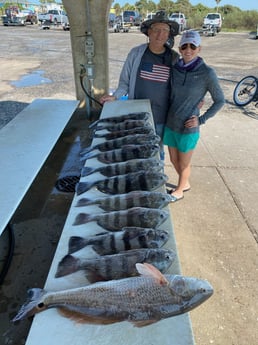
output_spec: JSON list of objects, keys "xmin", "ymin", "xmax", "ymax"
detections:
[{"xmin": 100, "ymin": 11, "xmax": 179, "ymax": 160}]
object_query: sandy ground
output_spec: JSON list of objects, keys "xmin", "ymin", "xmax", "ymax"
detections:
[{"xmin": 0, "ymin": 26, "xmax": 257, "ymax": 344}]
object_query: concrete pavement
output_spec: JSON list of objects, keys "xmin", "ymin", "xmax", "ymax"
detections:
[{"xmin": 164, "ymin": 99, "xmax": 258, "ymax": 344}]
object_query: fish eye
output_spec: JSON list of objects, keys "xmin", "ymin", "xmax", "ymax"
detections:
[{"xmin": 37, "ymin": 302, "xmax": 45, "ymax": 309}]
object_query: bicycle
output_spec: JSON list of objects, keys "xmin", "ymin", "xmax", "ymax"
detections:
[{"xmin": 233, "ymin": 76, "xmax": 258, "ymax": 107}]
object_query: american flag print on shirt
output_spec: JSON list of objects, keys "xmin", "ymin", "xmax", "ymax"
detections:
[{"xmin": 140, "ymin": 62, "xmax": 170, "ymax": 83}]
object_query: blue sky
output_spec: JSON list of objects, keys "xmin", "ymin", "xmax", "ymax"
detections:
[{"xmin": 113, "ymin": 1, "xmax": 257, "ymax": 11}]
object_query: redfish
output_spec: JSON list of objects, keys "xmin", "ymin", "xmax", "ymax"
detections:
[{"xmin": 12, "ymin": 263, "xmax": 213, "ymax": 327}]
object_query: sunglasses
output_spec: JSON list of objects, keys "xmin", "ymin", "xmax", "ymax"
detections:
[{"xmin": 181, "ymin": 43, "xmax": 198, "ymax": 50}]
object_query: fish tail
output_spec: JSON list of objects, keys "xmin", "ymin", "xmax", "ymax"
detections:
[
  {"xmin": 68, "ymin": 236, "xmax": 88, "ymax": 254},
  {"xmin": 73, "ymin": 213, "xmax": 91, "ymax": 225},
  {"xmin": 75, "ymin": 197, "xmax": 95, "ymax": 207},
  {"xmin": 88, "ymin": 119, "xmax": 100, "ymax": 129},
  {"xmin": 76, "ymin": 182, "xmax": 95, "ymax": 195},
  {"xmin": 12, "ymin": 288, "xmax": 46, "ymax": 322},
  {"xmin": 55, "ymin": 254, "xmax": 80, "ymax": 277},
  {"xmin": 79, "ymin": 151, "xmax": 97, "ymax": 161},
  {"xmin": 80, "ymin": 166, "xmax": 95, "ymax": 177},
  {"xmin": 80, "ymin": 146, "xmax": 93, "ymax": 155}
]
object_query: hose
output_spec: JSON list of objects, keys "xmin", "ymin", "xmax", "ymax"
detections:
[{"xmin": 79, "ymin": 66, "xmax": 103, "ymax": 108}]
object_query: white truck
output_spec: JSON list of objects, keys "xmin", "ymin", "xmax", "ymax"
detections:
[
  {"xmin": 38, "ymin": 9, "xmax": 68, "ymax": 25},
  {"xmin": 203, "ymin": 13, "xmax": 222, "ymax": 34},
  {"xmin": 169, "ymin": 12, "xmax": 187, "ymax": 33}
]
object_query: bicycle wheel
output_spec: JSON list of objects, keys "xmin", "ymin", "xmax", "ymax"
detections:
[{"xmin": 233, "ymin": 76, "xmax": 258, "ymax": 106}]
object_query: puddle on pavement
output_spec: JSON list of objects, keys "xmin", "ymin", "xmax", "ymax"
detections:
[{"xmin": 11, "ymin": 70, "xmax": 52, "ymax": 87}]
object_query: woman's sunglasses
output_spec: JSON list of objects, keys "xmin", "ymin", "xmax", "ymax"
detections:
[{"xmin": 181, "ymin": 43, "xmax": 198, "ymax": 50}]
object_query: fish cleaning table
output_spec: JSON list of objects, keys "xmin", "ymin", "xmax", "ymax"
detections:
[
  {"xmin": 25, "ymin": 99, "xmax": 195, "ymax": 345},
  {"xmin": 0, "ymin": 98, "xmax": 79, "ymax": 237}
]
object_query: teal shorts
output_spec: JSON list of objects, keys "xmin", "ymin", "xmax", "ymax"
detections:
[{"xmin": 163, "ymin": 127, "xmax": 200, "ymax": 153}]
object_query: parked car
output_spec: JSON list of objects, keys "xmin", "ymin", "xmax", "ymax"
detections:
[
  {"xmin": 20, "ymin": 10, "xmax": 38, "ymax": 24},
  {"xmin": 122, "ymin": 10, "xmax": 141, "ymax": 26},
  {"xmin": 203, "ymin": 13, "xmax": 222, "ymax": 33},
  {"xmin": 38, "ymin": 9, "xmax": 68, "ymax": 25},
  {"xmin": 169, "ymin": 12, "xmax": 187, "ymax": 33}
]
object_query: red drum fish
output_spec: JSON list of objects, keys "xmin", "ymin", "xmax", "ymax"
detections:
[{"xmin": 12, "ymin": 263, "xmax": 213, "ymax": 327}]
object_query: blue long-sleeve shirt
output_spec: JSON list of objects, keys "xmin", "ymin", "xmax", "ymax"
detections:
[{"xmin": 166, "ymin": 58, "xmax": 225, "ymax": 134}]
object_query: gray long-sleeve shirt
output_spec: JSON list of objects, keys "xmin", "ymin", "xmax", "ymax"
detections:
[{"xmin": 166, "ymin": 58, "xmax": 225, "ymax": 134}]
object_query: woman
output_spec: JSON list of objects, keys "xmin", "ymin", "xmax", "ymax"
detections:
[{"xmin": 164, "ymin": 30, "xmax": 225, "ymax": 202}]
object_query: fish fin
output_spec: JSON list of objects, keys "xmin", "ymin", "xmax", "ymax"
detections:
[
  {"xmin": 55, "ymin": 255, "xmax": 80, "ymax": 277},
  {"xmin": 58, "ymin": 307, "xmax": 124, "ymax": 325},
  {"xmin": 75, "ymin": 197, "xmax": 94, "ymax": 207},
  {"xmin": 136, "ymin": 263, "xmax": 169, "ymax": 286},
  {"xmin": 12, "ymin": 288, "xmax": 46, "ymax": 322},
  {"xmin": 73, "ymin": 213, "xmax": 91, "ymax": 225},
  {"xmin": 76, "ymin": 182, "xmax": 95, "ymax": 195},
  {"xmin": 68, "ymin": 236, "xmax": 88, "ymax": 254},
  {"xmin": 132, "ymin": 319, "xmax": 158, "ymax": 328},
  {"xmin": 80, "ymin": 166, "xmax": 95, "ymax": 177}
]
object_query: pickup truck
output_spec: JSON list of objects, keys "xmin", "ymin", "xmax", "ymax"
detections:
[
  {"xmin": 203, "ymin": 13, "xmax": 222, "ymax": 33},
  {"xmin": 169, "ymin": 12, "xmax": 187, "ymax": 33},
  {"xmin": 38, "ymin": 10, "xmax": 68, "ymax": 25}
]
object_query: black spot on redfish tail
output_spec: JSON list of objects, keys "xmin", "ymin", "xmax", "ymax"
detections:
[
  {"xmin": 55, "ymin": 255, "xmax": 80, "ymax": 278},
  {"xmin": 73, "ymin": 213, "xmax": 92, "ymax": 226},
  {"xmin": 68, "ymin": 236, "xmax": 88, "ymax": 254},
  {"xmin": 76, "ymin": 182, "xmax": 95, "ymax": 195}
]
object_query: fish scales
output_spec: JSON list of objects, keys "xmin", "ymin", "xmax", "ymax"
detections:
[
  {"xmin": 55, "ymin": 248, "xmax": 175, "ymax": 281},
  {"xmin": 89, "ymin": 112, "xmax": 150, "ymax": 128},
  {"xmin": 73, "ymin": 207, "xmax": 169, "ymax": 230},
  {"xmin": 93, "ymin": 119, "xmax": 150, "ymax": 132},
  {"xmin": 13, "ymin": 263, "xmax": 213, "ymax": 326},
  {"xmin": 68, "ymin": 228, "xmax": 169, "ymax": 255},
  {"xmin": 92, "ymin": 126, "xmax": 154, "ymax": 139},
  {"xmin": 76, "ymin": 191, "xmax": 173, "ymax": 211},
  {"xmin": 81, "ymin": 144, "xmax": 160, "ymax": 164},
  {"xmin": 81, "ymin": 158, "xmax": 164, "ymax": 178},
  {"xmin": 80, "ymin": 134, "xmax": 160, "ymax": 155},
  {"xmin": 76, "ymin": 170, "xmax": 167, "ymax": 195}
]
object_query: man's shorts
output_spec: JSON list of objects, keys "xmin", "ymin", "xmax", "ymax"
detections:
[{"xmin": 163, "ymin": 126, "xmax": 200, "ymax": 153}]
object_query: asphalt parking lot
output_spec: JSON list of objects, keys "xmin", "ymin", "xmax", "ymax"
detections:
[{"xmin": 0, "ymin": 25, "xmax": 258, "ymax": 345}]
